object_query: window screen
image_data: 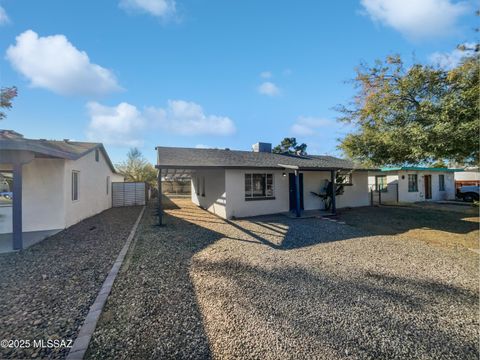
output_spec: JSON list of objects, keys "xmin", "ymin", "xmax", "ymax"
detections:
[
  {"xmin": 408, "ymin": 174, "xmax": 418, "ymax": 192},
  {"xmin": 72, "ymin": 171, "xmax": 79, "ymax": 201}
]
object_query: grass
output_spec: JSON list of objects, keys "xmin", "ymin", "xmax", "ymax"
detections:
[{"xmin": 339, "ymin": 203, "xmax": 479, "ymax": 250}]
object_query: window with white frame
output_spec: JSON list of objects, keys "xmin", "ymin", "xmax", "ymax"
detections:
[
  {"xmin": 72, "ymin": 171, "xmax": 79, "ymax": 201},
  {"xmin": 95, "ymin": 149, "xmax": 100, "ymax": 162},
  {"xmin": 245, "ymin": 173, "xmax": 274, "ymax": 199}
]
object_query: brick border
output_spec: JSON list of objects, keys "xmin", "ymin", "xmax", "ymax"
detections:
[{"xmin": 67, "ymin": 206, "xmax": 146, "ymax": 360}]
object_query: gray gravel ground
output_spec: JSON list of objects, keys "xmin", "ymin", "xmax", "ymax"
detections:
[
  {"xmin": 0, "ymin": 206, "xmax": 142, "ymax": 359},
  {"xmin": 87, "ymin": 198, "xmax": 479, "ymax": 360}
]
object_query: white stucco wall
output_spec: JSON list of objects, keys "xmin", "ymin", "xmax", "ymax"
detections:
[
  {"xmin": 303, "ymin": 171, "xmax": 370, "ymax": 210},
  {"xmin": 22, "ymin": 158, "xmax": 66, "ymax": 232},
  {"xmin": 64, "ymin": 149, "xmax": 120, "ymax": 228},
  {"xmin": 368, "ymin": 171, "xmax": 455, "ymax": 202},
  {"xmin": 225, "ymin": 169, "xmax": 289, "ymax": 218},
  {"xmin": 1, "ymin": 159, "xmax": 67, "ymax": 234},
  {"xmin": 191, "ymin": 169, "xmax": 227, "ymax": 218}
]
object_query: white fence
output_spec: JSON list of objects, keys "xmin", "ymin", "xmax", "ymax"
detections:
[{"xmin": 112, "ymin": 182, "xmax": 147, "ymax": 207}]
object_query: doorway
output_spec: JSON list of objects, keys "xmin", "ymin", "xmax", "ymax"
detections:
[
  {"xmin": 288, "ymin": 173, "xmax": 304, "ymax": 211},
  {"xmin": 424, "ymin": 175, "xmax": 432, "ymax": 199}
]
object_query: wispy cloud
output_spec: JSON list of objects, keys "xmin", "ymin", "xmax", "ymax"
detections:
[
  {"xmin": 119, "ymin": 0, "xmax": 176, "ymax": 19},
  {"xmin": 258, "ymin": 81, "xmax": 280, "ymax": 97},
  {"xmin": 87, "ymin": 102, "xmax": 145, "ymax": 146},
  {"xmin": 360, "ymin": 0, "xmax": 469, "ymax": 40},
  {"xmin": 429, "ymin": 43, "xmax": 475, "ymax": 69},
  {"xmin": 260, "ymin": 71, "xmax": 272, "ymax": 79},
  {"xmin": 6, "ymin": 30, "xmax": 122, "ymax": 96},
  {"xmin": 290, "ymin": 116, "xmax": 335, "ymax": 136},
  {"xmin": 146, "ymin": 100, "xmax": 236, "ymax": 136},
  {"xmin": 0, "ymin": 6, "xmax": 9, "ymax": 25},
  {"xmin": 86, "ymin": 100, "xmax": 236, "ymax": 146}
]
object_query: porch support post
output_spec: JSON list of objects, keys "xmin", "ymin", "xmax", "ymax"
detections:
[
  {"xmin": 157, "ymin": 169, "xmax": 163, "ymax": 226},
  {"xmin": 330, "ymin": 169, "xmax": 336, "ymax": 215},
  {"xmin": 295, "ymin": 170, "xmax": 301, "ymax": 218},
  {"xmin": 12, "ymin": 162, "xmax": 23, "ymax": 250}
]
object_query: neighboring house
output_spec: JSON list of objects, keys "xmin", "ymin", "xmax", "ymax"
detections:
[
  {"xmin": 368, "ymin": 167, "xmax": 456, "ymax": 203},
  {"xmin": 454, "ymin": 167, "xmax": 479, "ymax": 189},
  {"xmin": 156, "ymin": 143, "xmax": 371, "ymax": 220},
  {"xmin": 0, "ymin": 130, "xmax": 124, "ymax": 251}
]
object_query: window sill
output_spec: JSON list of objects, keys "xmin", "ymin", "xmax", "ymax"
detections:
[{"xmin": 245, "ymin": 197, "xmax": 276, "ymax": 201}]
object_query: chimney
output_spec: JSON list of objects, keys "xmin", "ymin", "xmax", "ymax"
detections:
[
  {"xmin": 252, "ymin": 142, "xmax": 272, "ymax": 153},
  {"xmin": 0, "ymin": 130, "xmax": 24, "ymax": 139}
]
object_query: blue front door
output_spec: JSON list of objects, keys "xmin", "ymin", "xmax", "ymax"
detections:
[{"xmin": 288, "ymin": 173, "xmax": 304, "ymax": 211}]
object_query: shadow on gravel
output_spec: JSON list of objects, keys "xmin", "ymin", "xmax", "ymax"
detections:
[
  {"xmin": 87, "ymin": 198, "xmax": 479, "ymax": 359},
  {"xmin": 339, "ymin": 205, "xmax": 478, "ymax": 237},
  {"xmin": 192, "ymin": 258, "xmax": 479, "ymax": 359},
  {"xmin": 86, "ymin": 200, "xmax": 221, "ymax": 359}
]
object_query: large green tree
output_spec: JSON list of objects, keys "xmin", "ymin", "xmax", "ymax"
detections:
[
  {"xmin": 116, "ymin": 148, "xmax": 157, "ymax": 187},
  {"xmin": 336, "ymin": 52, "xmax": 479, "ymax": 166},
  {"xmin": 272, "ymin": 137, "xmax": 307, "ymax": 155},
  {"xmin": 0, "ymin": 86, "xmax": 17, "ymax": 120}
]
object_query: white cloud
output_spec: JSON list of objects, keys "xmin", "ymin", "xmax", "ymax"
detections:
[
  {"xmin": 146, "ymin": 100, "xmax": 236, "ymax": 135},
  {"xmin": 6, "ymin": 30, "xmax": 121, "ymax": 96},
  {"xmin": 86, "ymin": 102, "xmax": 145, "ymax": 146},
  {"xmin": 195, "ymin": 144, "xmax": 212, "ymax": 149},
  {"xmin": 0, "ymin": 6, "xmax": 9, "ymax": 25},
  {"xmin": 290, "ymin": 116, "xmax": 335, "ymax": 136},
  {"xmin": 360, "ymin": 0, "xmax": 469, "ymax": 39},
  {"xmin": 429, "ymin": 43, "xmax": 475, "ymax": 69},
  {"xmin": 258, "ymin": 81, "xmax": 280, "ymax": 97},
  {"xmin": 260, "ymin": 71, "xmax": 272, "ymax": 79},
  {"xmin": 119, "ymin": 0, "xmax": 176, "ymax": 18}
]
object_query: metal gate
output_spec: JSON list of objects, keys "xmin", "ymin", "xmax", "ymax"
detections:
[
  {"xmin": 112, "ymin": 182, "xmax": 146, "ymax": 207},
  {"xmin": 370, "ymin": 183, "xmax": 399, "ymax": 205}
]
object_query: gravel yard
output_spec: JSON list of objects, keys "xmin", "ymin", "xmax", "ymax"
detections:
[
  {"xmin": 88, "ymin": 198, "xmax": 479, "ymax": 360},
  {"xmin": 0, "ymin": 206, "xmax": 142, "ymax": 359}
]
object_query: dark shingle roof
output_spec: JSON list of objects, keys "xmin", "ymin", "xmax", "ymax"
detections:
[
  {"xmin": 156, "ymin": 146, "xmax": 363, "ymax": 170},
  {"xmin": 0, "ymin": 135, "xmax": 117, "ymax": 173}
]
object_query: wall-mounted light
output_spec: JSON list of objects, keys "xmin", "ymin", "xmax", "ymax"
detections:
[{"xmin": 282, "ymin": 172, "xmax": 287, "ymax": 177}]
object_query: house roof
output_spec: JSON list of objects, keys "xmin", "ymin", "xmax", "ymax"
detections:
[
  {"xmin": 0, "ymin": 132, "xmax": 117, "ymax": 173},
  {"xmin": 380, "ymin": 166, "xmax": 461, "ymax": 173},
  {"xmin": 156, "ymin": 146, "xmax": 365, "ymax": 171}
]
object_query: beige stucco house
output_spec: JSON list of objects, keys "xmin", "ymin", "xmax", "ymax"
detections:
[{"xmin": 0, "ymin": 130, "xmax": 123, "ymax": 252}]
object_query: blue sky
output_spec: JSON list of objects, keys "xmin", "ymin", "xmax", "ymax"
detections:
[{"xmin": 0, "ymin": 0, "xmax": 477, "ymax": 163}]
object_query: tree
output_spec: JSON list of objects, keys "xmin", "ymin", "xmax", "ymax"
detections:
[
  {"xmin": 336, "ymin": 53, "xmax": 479, "ymax": 166},
  {"xmin": 116, "ymin": 148, "xmax": 157, "ymax": 188},
  {"xmin": 272, "ymin": 137, "xmax": 308, "ymax": 155},
  {"xmin": 0, "ymin": 86, "xmax": 18, "ymax": 120}
]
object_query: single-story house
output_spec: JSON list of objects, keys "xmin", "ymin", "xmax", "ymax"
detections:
[
  {"xmin": 368, "ymin": 167, "xmax": 457, "ymax": 203},
  {"xmin": 155, "ymin": 143, "xmax": 371, "ymax": 221},
  {"xmin": 0, "ymin": 130, "xmax": 123, "ymax": 251}
]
